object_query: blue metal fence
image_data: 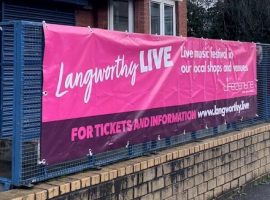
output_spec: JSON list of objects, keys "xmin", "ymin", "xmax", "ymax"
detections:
[{"xmin": 0, "ymin": 21, "xmax": 269, "ymax": 190}]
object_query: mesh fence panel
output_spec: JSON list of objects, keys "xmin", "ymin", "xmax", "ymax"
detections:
[{"xmin": 0, "ymin": 21, "xmax": 269, "ymax": 186}]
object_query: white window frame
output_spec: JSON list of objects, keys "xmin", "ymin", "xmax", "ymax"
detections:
[
  {"xmin": 108, "ymin": 0, "xmax": 134, "ymax": 32},
  {"xmin": 150, "ymin": 0, "xmax": 176, "ymax": 36}
]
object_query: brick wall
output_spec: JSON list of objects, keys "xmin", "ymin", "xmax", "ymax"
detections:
[
  {"xmin": 5, "ymin": 124, "xmax": 268, "ymax": 199},
  {"xmin": 74, "ymin": 0, "xmax": 187, "ymax": 36},
  {"xmin": 134, "ymin": 0, "xmax": 150, "ymax": 34},
  {"xmin": 54, "ymin": 125, "xmax": 270, "ymax": 200},
  {"xmin": 176, "ymin": 0, "xmax": 187, "ymax": 36},
  {"xmin": 75, "ymin": 9, "xmax": 94, "ymax": 27},
  {"xmin": 95, "ymin": 0, "xmax": 108, "ymax": 29},
  {"xmin": 75, "ymin": 0, "xmax": 108, "ymax": 29}
]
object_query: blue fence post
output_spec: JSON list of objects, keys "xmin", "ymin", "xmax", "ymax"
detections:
[{"xmin": 12, "ymin": 21, "xmax": 24, "ymax": 186}]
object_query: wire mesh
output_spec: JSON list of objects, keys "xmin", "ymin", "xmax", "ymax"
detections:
[{"xmin": 0, "ymin": 21, "xmax": 269, "ymax": 187}]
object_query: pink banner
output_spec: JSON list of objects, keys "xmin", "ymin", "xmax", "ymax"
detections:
[{"xmin": 41, "ymin": 24, "xmax": 256, "ymax": 165}]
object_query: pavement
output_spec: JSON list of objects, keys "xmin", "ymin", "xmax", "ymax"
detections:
[{"xmin": 232, "ymin": 181, "xmax": 270, "ymax": 200}]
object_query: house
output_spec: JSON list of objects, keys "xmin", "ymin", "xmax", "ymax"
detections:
[{"xmin": 0, "ymin": 0, "xmax": 187, "ymax": 36}]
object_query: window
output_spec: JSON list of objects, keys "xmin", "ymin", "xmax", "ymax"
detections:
[
  {"xmin": 109, "ymin": 0, "xmax": 134, "ymax": 32},
  {"xmin": 151, "ymin": 3, "xmax": 161, "ymax": 35},
  {"xmin": 150, "ymin": 0, "xmax": 176, "ymax": 35}
]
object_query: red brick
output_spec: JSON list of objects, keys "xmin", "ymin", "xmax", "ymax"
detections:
[
  {"xmin": 176, "ymin": 0, "xmax": 187, "ymax": 36},
  {"xmin": 134, "ymin": 0, "xmax": 150, "ymax": 33},
  {"xmin": 75, "ymin": 9, "xmax": 94, "ymax": 27}
]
